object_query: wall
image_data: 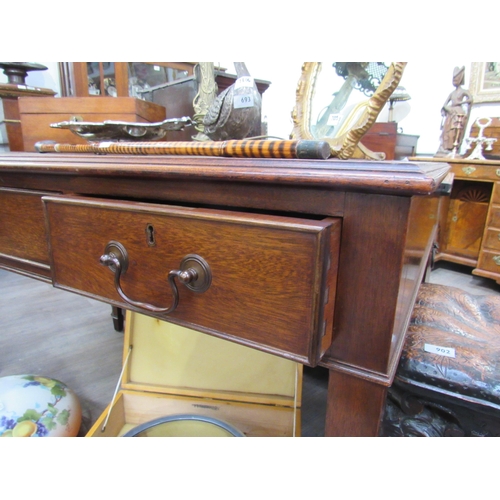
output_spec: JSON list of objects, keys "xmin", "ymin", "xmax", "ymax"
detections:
[
  {"xmin": 2, "ymin": 62, "xmax": 498, "ymax": 157},
  {"xmin": 0, "ymin": 62, "xmax": 62, "ymax": 96}
]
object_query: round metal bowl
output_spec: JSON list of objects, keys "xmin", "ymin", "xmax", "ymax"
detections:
[{"xmin": 122, "ymin": 414, "xmax": 245, "ymax": 437}]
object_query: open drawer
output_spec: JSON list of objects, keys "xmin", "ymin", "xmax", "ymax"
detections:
[{"xmin": 43, "ymin": 195, "xmax": 341, "ymax": 365}]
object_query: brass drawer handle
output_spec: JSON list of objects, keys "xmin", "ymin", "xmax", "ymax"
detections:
[
  {"xmin": 493, "ymin": 255, "xmax": 500, "ymax": 266},
  {"xmin": 99, "ymin": 241, "xmax": 211, "ymax": 314}
]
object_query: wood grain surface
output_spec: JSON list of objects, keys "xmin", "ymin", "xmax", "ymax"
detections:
[{"xmin": 44, "ymin": 195, "xmax": 339, "ymax": 364}]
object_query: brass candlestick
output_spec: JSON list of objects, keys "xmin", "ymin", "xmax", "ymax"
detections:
[{"xmin": 464, "ymin": 117, "xmax": 497, "ymax": 160}]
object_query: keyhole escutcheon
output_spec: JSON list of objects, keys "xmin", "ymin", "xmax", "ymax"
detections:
[{"xmin": 146, "ymin": 224, "xmax": 156, "ymax": 246}]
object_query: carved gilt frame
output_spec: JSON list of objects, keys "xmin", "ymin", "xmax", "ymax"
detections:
[
  {"xmin": 291, "ymin": 62, "xmax": 407, "ymax": 159},
  {"xmin": 469, "ymin": 62, "xmax": 500, "ymax": 104}
]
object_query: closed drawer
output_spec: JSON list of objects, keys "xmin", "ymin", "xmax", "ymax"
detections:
[
  {"xmin": 453, "ymin": 164, "xmax": 500, "ymax": 181},
  {"xmin": 43, "ymin": 196, "xmax": 341, "ymax": 365},
  {"xmin": 0, "ymin": 187, "xmax": 53, "ymax": 278},
  {"xmin": 488, "ymin": 205, "xmax": 500, "ymax": 229},
  {"xmin": 477, "ymin": 249, "xmax": 500, "ymax": 275},
  {"xmin": 491, "ymin": 182, "xmax": 500, "ymax": 205},
  {"xmin": 482, "ymin": 228, "xmax": 500, "ymax": 251}
]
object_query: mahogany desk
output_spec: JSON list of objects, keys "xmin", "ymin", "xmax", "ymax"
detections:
[{"xmin": 0, "ymin": 152, "xmax": 449, "ymax": 436}]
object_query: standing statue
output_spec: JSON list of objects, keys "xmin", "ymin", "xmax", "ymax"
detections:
[{"xmin": 436, "ymin": 66, "xmax": 473, "ymax": 157}]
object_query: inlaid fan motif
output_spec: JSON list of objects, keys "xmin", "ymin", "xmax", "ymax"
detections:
[{"xmin": 456, "ymin": 185, "xmax": 490, "ymax": 203}]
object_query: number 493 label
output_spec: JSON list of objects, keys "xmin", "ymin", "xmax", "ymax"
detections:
[
  {"xmin": 234, "ymin": 94, "xmax": 254, "ymax": 109},
  {"xmin": 424, "ymin": 343, "xmax": 456, "ymax": 358}
]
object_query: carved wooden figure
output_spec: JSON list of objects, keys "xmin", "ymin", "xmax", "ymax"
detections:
[{"xmin": 436, "ymin": 66, "xmax": 473, "ymax": 157}]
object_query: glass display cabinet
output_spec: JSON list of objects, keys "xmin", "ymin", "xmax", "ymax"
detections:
[{"xmin": 59, "ymin": 62, "xmax": 195, "ymax": 98}]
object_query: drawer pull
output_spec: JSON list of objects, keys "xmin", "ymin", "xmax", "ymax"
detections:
[
  {"xmin": 493, "ymin": 255, "xmax": 500, "ymax": 266},
  {"xmin": 99, "ymin": 241, "xmax": 211, "ymax": 314}
]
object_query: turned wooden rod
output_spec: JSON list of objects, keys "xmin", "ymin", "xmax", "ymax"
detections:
[{"xmin": 35, "ymin": 139, "xmax": 332, "ymax": 160}]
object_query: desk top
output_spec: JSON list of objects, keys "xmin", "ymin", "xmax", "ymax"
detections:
[{"xmin": 0, "ymin": 152, "xmax": 449, "ymax": 198}]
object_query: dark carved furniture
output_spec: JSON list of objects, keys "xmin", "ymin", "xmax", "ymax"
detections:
[
  {"xmin": 0, "ymin": 152, "xmax": 449, "ymax": 436},
  {"xmin": 383, "ymin": 283, "xmax": 500, "ymax": 437}
]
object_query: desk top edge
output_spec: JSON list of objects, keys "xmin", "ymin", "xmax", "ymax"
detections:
[{"xmin": 0, "ymin": 152, "xmax": 450, "ymax": 196}]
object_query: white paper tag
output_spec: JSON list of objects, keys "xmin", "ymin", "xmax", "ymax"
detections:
[
  {"xmin": 424, "ymin": 343, "xmax": 456, "ymax": 358},
  {"xmin": 234, "ymin": 94, "xmax": 254, "ymax": 109},
  {"xmin": 327, "ymin": 114, "xmax": 342, "ymax": 126},
  {"xmin": 235, "ymin": 76, "xmax": 254, "ymax": 89}
]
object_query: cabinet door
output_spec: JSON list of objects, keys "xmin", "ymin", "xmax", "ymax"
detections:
[
  {"xmin": 440, "ymin": 181, "xmax": 491, "ymax": 263},
  {"xmin": 67, "ymin": 62, "xmax": 194, "ymax": 98}
]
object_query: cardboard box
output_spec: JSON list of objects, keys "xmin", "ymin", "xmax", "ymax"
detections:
[
  {"xmin": 18, "ymin": 96, "xmax": 166, "ymax": 151},
  {"xmin": 87, "ymin": 311, "xmax": 302, "ymax": 437}
]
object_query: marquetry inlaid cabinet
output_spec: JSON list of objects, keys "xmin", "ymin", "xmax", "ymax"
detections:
[{"xmin": 415, "ymin": 157, "xmax": 500, "ymax": 284}]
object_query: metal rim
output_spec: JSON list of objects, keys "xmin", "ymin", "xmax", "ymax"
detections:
[{"xmin": 122, "ymin": 414, "xmax": 244, "ymax": 437}]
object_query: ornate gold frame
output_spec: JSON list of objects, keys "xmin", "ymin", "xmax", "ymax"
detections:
[
  {"xmin": 469, "ymin": 62, "xmax": 500, "ymax": 104},
  {"xmin": 291, "ymin": 62, "xmax": 407, "ymax": 159}
]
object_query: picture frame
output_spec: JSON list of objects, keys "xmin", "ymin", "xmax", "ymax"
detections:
[{"xmin": 469, "ymin": 62, "xmax": 500, "ymax": 103}]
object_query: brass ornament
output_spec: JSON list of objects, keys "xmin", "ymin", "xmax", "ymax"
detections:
[{"xmin": 462, "ymin": 166, "xmax": 476, "ymax": 176}]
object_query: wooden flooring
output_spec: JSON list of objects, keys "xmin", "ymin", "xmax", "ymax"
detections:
[{"xmin": 1, "ymin": 261, "xmax": 499, "ymax": 437}]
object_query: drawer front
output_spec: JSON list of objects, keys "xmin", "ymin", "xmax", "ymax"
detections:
[
  {"xmin": 482, "ymin": 228, "xmax": 500, "ymax": 251},
  {"xmin": 453, "ymin": 164, "xmax": 500, "ymax": 181},
  {"xmin": 477, "ymin": 249, "xmax": 500, "ymax": 275},
  {"xmin": 0, "ymin": 188, "xmax": 52, "ymax": 278},
  {"xmin": 43, "ymin": 196, "xmax": 340, "ymax": 365},
  {"xmin": 491, "ymin": 182, "xmax": 500, "ymax": 205},
  {"xmin": 488, "ymin": 205, "xmax": 500, "ymax": 229}
]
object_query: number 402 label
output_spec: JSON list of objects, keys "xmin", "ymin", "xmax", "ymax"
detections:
[
  {"xmin": 424, "ymin": 343, "xmax": 456, "ymax": 358},
  {"xmin": 234, "ymin": 94, "xmax": 254, "ymax": 109}
]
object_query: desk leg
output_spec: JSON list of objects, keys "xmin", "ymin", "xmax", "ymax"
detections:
[
  {"xmin": 110, "ymin": 306, "xmax": 124, "ymax": 332},
  {"xmin": 325, "ymin": 370, "xmax": 387, "ymax": 437}
]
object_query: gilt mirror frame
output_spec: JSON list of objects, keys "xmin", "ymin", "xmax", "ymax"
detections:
[
  {"xmin": 291, "ymin": 62, "xmax": 407, "ymax": 159},
  {"xmin": 469, "ymin": 62, "xmax": 500, "ymax": 104}
]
